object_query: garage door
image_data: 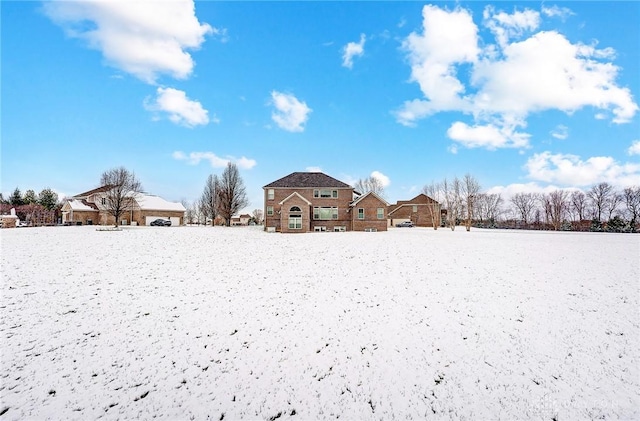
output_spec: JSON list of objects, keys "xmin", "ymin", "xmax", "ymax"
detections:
[{"xmin": 145, "ymin": 216, "xmax": 180, "ymax": 226}]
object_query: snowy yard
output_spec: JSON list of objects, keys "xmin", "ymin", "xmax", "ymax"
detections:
[{"xmin": 1, "ymin": 226, "xmax": 638, "ymax": 420}]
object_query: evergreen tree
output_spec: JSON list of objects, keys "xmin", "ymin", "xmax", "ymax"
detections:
[
  {"xmin": 9, "ymin": 188, "xmax": 24, "ymax": 206},
  {"xmin": 38, "ymin": 188, "xmax": 59, "ymax": 211},
  {"xmin": 23, "ymin": 189, "xmax": 38, "ymax": 204}
]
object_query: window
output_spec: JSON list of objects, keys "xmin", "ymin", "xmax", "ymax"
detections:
[
  {"xmin": 358, "ymin": 208, "xmax": 364, "ymax": 219},
  {"xmin": 288, "ymin": 216, "xmax": 302, "ymax": 229},
  {"xmin": 101, "ymin": 197, "xmax": 106, "ymax": 205},
  {"xmin": 413, "ymin": 205, "xmax": 418, "ymax": 212},
  {"xmin": 289, "ymin": 206, "xmax": 302, "ymax": 229},
  {"xmin": 313, "ymin": 207, "xmax": 338, "ymax": 220},
  {"xmin": 267, "ymin": 206, "xmax": 274, "ymax": 216},
  {"xmin": 313, "ymin": 189, "xmax": 338, "ymax": 198},
  {"xmin": 377, "ymin": 208, "xmax": 384, "ymax": 219},
  {"xmin": 267, "ymin": 189, "xmax": 274, "ymax": 200}
]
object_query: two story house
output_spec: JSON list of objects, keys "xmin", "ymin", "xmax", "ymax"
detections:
[
  {"xmin": 263, "ymin": 172, "xmax": 388, "ymax": 233},
  {"xmin": 61, "ymin": 185, "xmax": 186, "ymax": 226},
  {"xmin": 387, "ymin": 193, "xmax": 442, "ymax": 227}
]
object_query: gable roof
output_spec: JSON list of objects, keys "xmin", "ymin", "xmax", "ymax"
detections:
[
  {"xmin": 64, "ymin": 199, "xmax": 99, "ymax": 211},
  {"xmin": 279, "ymin": 192, "xmax": 313, "ymax": 206},
  {"xmin": 134, "ymin": 194, "xmax": 186, "ymax": 212},
  {"xmin": 388, "ymin": 193, "xmax": 440, "ymax": 215},
  {"xmin": 350, "ymin": 191, "xmax": 389, "ymax": 207},
  {"xmin": 264, "ymin": 172, "xmax": 352, "ymax": 189},
  {"xmin": 73, "ymin": 185, "xmax": 115, "ymax": 198}
]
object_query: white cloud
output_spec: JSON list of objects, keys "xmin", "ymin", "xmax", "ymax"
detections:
[
  {"xmin": 447, "ymin": 121, "xmax": 530, "ymax": 149},
  {"xmin": 43, "ymin": 0, "xmax": 213, "ymax": 84},
  {"xmin": 541, "ymin": 5, "xmax": 574, "ymax": 20},
  {"xmin": 270, "ymin": 91, "xmax": 312, "ymax": 132},
  {"xmin": 173, "ymin": 151, "xmax": 256, "ymax": 169},
  {"xmin": 395, "ymin": 4, "xmax": 638, "ymax": 149},
  {"xmin": 306, "ymin": 166, "xmax": 323, "ymax": 172},
  {"xmin": 145, "ymin": 87, "xmax": 209, "ymax": 127},
  {"xmin": 483, "ymin": 6, "xmax": 540, "ymax": 48},
  {"xmin": 525, "ymin": 151, "xmax": 640, "ymax": 186},
  {"xmin": 397, "ymin": 5, "xmax": 479, "ymax": 123},
  {"xmin": 342, "ymin": 34, "xmax": 366, "ymax": 69},
  {"xmin": 371, "ymin": 171, "xmax": 390, "ymax": 187},
  {"xmin": 550, "ymin": 124, "xmax": 569, "ymax": 140},
  {"xmin": 628, "ymin": 140, "xmax": 640, "ymax": 156},
  {"xmin": 235, "ymin": 156, "xmax": 258, "ymax": 170}
]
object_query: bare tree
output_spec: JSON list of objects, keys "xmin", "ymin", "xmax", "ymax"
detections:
[
  {"xmin": 623, "ymin": 186, "xmax": 640, "ymax": 232},
  {"xmin": 252, "ymin": 208, "xmax": 264, "ymax": 225},
  {"xmin": 422, "ymin": 181, "xmax": 442, "ymax": 230},
  {"xmin": 587, "ymin": 182, "xmax": 613, "ymax": 222},
  {"xmin": 441, "ymin": 177, "xmax": 462, "ymax": 231},
  {"xmin": 569, "ymin": 190, "xmax": 588, "ymax": 222},
  {"xmin": 510, "ymin": 192, "xmax": 538, "ymax": 225},
  {"xmin": 181, "ymin": 200, "xmax": 197, "ymax": 225},
  {"xmin": 475, "ymin": 193, "xmax": 503, "ymax": 224},
  {"xmin": 461, "ymin": 174, "xmax": 481, "ymax": 231},
  {"xmin": 218, "ymin": 162, "xmax": 249, "ymax": 226},
  {"xmin": 606, "ymin": 192, "xmax": 623, "ymax": 220},
  {"xmin": 354, "ymin": 176, "xmax": 385, "ymax": 197},
  {"xmin": 200, "ymin": 174, "xmax": 220, "ymax": 226},
  {"xmin": 99, "ymin": 167, "xmax": 142, "ymax": 227},
  {"xmin": 542, "ymin": 190, "xmax": 569, "ymax": 230}
]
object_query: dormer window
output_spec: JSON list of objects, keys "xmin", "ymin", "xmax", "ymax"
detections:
[{"xmin": 101, "ymin": 198, "xmax": 106, "ymax": 205}]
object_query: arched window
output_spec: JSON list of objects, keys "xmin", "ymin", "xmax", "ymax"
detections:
[{"xmin": 289, "ymin": 206, "xmax": 302, "ymax": 229}]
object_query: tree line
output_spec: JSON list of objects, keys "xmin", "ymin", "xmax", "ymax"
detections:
[
  {"xmin": 0, "ymin": 187, "xmax": 61, "ymax": 225},
  {"xmin": 420, "ymin": 178, "xmax": 640, "ymax": 233}
]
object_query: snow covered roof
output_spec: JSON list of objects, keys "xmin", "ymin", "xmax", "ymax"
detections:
[
  {"xmin": 66, "ymin": 199, "xmax": 99, "ymax": 211},
  {"xmin": 134, "ymin": 194, "xmax": 186, "ymax": 212}
]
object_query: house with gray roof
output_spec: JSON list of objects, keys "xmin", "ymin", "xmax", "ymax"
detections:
[{"xmin": 263, "ymin": 172, "xmax": 388, "ymax": 233}]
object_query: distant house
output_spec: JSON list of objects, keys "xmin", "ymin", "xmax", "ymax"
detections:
[
  {"xmin": 0, "ymin": 208, "xmax": 19, "ymax": 229},
  {"xmin": 263, "ymin": 172, "xmax": 389, "ymax": 233},
  {"xmin": 230, "ymin": 214, "xmax": 251, "ymax": 226},
  {"xmin": 61, "ymin": 186, "xmax": 186, "ymax": 226},
  {"xmin": 388, "ymin": 193, "xmax": 441, "ymax": 228}
]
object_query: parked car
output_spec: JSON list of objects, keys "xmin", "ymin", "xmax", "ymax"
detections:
[
  {"xmin": 150, "ymin": 219, "xmax": 171, "ymax": 226},
  {"xmin": 396, "ymin": 221, "xmax": 414, "ymax": 227}
]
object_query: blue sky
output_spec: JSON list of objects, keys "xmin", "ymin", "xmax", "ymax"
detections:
[{"xmin": 2, "ymin": 1, "xmax": 639, "ymax": 211}]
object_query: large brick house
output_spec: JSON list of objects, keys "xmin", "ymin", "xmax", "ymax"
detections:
[
  {"xmin": 61, "ymin": 186, "xmax": 186, "ymax": 226},
  {"xmin": 263, "ymin": 172, "xmax": 389, "ymax": 232},
  {"xmin": 388, "ymin": 193, "xmax": 441, "ymax": 227}
]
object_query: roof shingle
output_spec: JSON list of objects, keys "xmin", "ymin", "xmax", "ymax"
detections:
[{"xmin": 263, "ymin": 172, "xmax": 352, "ymax": 189}]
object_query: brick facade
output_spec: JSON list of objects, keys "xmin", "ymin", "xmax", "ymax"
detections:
[
  {"xmin": 264, "ymin": 172, "xmax": 389, "ymax": 233},
  {"xmin": 388, "ymin": 193, "xmax": 441, "ymax": 227},
  {"xmin": 62, "ymin": 187, "xmax": 185, "ymax": 226},
  {"xmin": 265, "ymin": 187, "xmax": 353, "ymax": 233},
  {"xmin": 351, "ymin": 192, "xmax": 388, "ymax": 232}
]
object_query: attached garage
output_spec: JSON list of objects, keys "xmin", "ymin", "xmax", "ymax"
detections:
[{"xmin": 145, "ymin": 216, "xmax": 181, "ymax": 226}]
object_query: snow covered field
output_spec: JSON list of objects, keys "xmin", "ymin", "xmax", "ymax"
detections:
[{"xmin": 1, "ymin": 226, "xmax": 638, "ymax": 420}]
